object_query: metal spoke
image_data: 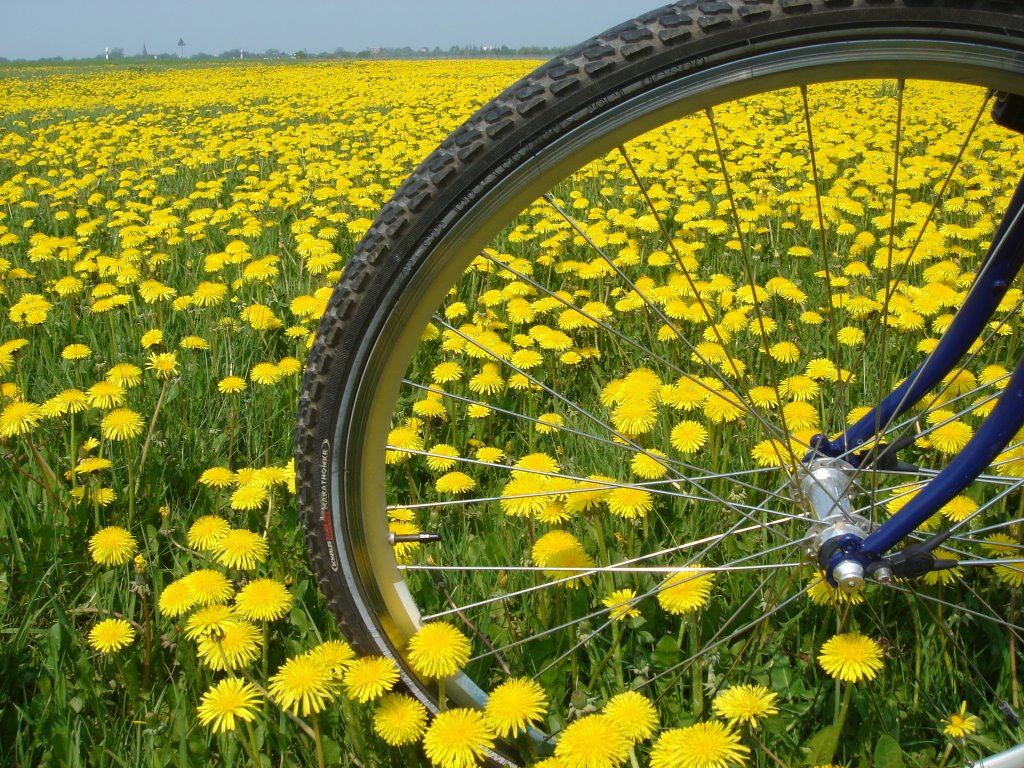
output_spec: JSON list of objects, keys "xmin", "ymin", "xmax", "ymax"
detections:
[
  {"xmin": 704, "ymin": 105, "xmax": 799, "ymax": 475},
  {"xmin": 420, "ymin": 518, "xmax": 807, "ymax": 623},
  {"xmin": 800, "ymin": 84, "xmax": 851, "ymax": 448},
  {"xmin": 541, "ymin": 192, "xmax": 794, "ymax": 447},
  {"xmin": 402, "ymin": 379, "xmax": 799, "ymax": 507}
]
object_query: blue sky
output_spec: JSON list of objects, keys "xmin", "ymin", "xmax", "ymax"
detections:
[{"xmin": 0, "ymin": 0, "xmax": 660, "ymax": 60}]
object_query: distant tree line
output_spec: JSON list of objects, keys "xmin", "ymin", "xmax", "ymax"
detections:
[{"xmin": 0, "ymin": 44, "xmax": 570, "ymax": 64}]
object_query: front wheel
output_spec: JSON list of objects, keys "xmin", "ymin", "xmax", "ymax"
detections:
[{"xmin": 297, "ymin": 2, "xmax": 1024, "ymax": 765}]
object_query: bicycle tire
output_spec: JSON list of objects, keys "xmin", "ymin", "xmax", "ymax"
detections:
[{"xmin": 297, "ymin": 2, "xmax": 1024, "ymax": 765}]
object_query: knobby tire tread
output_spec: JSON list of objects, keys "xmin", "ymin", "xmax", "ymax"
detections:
[{"xmin": 294, "ymin": 1, "xmax": 1024, "ymax": 762}]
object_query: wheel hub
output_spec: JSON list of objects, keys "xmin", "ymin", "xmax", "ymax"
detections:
[{"xmin": 794, "ymin": 458, "xmax": 871, "ymax": 594}]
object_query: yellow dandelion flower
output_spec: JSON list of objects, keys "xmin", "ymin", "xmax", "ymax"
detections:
[
  {"xmin": 184, "ymin": 604, "xmax": 235, "ymax": 641},
  {"xmin": 806, "ymin": 575, "xmax": 865, "ymax": 606},
  {"xmin": 475, "ymin": 446, "xmax": 504, "ymax": 463},
  {"xmin": 87, "ymin": 618, "xmax": 136, "ymax": 653},
  {"xmin": 158, "ymin": 577, "xmax": 197, "ymax": 617},
  {"xmin": 603, "ymin": 691, "xmax": 658, "ymax": 742},
  {"xmin": 230, "ymin": 483, "xmax": 269, "ymax": 510},
  {"xmin": 484, "ymin": 677, "xmax": 548, "ymax": 738},
  {"xmin": 468, "ymin": 363, "xmax": 504, "ymax": 395},
  {"xmin": 436, "ymin": 471, "xmax": 476, "ymax": 495},
  {"xmin": 423, "ymin": 708, "xmax": 496, "ymax": 768},
  {"xmin": 607, "ymin": 486, "xmax": 654, "ymax": 519},
  {"xmin": 407, "ymin": 622, "xmax": 471, "ymax": 680},
  {"xmin": 308, "ymin": 639, "xmax": 356, "ymax": 677},
  {"xmin": 712, "ymin": 684, "xmax": 779, "ymax": 729},
  {"xmin": 942, "ymin": 701, "xmax": 979, "ymax": 739},
  {"xmin": 658, "ymin": 569, "xmax": 714, "ymax": 615},
  {"xmin": 511, "ymin": 452, "xmax": 560, "ymax": 478},
  {"xmin": 268, "ymin": 653, "xmax": 341, "ymax": 716},
  {"xmin": 670, "ymin": 420, "xmax": 709, "ymax": 454},
  {"xmin": 199, "ymin": 466, "xmax": 235, "ymax": 488},
  {"xmin": 0, "ymin": 401, "xmax": 43, "ymax": 437},
  {"xmin": 780, "ymin": 375, "xmax": 819, "ymax": 402},
  {"xmin": 187, "ymin": 568, "xmax": 235, "ymax": 606},
  {"xmin": 837, "ymin": 327, "xmax": 865, "ymax": 346},
  {"xmin": 218, "ymin": 375, "xmax": 247, "ymax": 394},
  {"xmin": 146, "ymin": 351, "xmax": 179, "ymax": 380},
  {"xmin": 703, "ymin": 393, "xmax": 745, "ymax": 423},
  {"xmin": 75, "ymin": 456, "xmax": 112, "ymax": 475},
  {"xmin": 62, "ymin": 343, "xmax": 92, "ymax": 360},
  {"xmin": 343, "ymin": 656, "xmax": 400, "ymax": 703},
  {"xmin": 373, "ymin": 693, "xmax": 428, "ymax": 746},
  {"xmin": 466, "ymin": 403, "xmax": 493, "ymax": 418},
  {"xmin": 212, "ymin": 528, "xmax": 269, "ymax": 570},
  {"xmin": 431, "ymin": 361, "xmax": 464, "ymax": 383},
  {"xmin": 805, "ymin": 358, "xmax": 839, "ymax": 381},
  {"xmin": 140, "ymin": 329, "xmax": 163, "ymax": 349},
  {"xmin": 782, "ymin": 400, "xmax": 819, "ymax": 431},
  {"xmin": 234, "ymin": 578, "xmax": 292, "ymax": 622},
  {"xmin": 187, "ymin": 515, "xmax": 230, "ymax": 551},
  {"xmin": 554, "ymin": 713, "xmax": 630, "ymax": 768},
  {"xmin": 921, "ymin": 548, "xmax": 963, "ymax": 587},
  {"xmin": 940, "ymin": 495, "xmax": 978, "ymax": 523},
  {"xmin": 817, "ymin": 632, "xmax": 884, "ymax": 683},
  {"xmin": 982, "ymin": 533, "xmax": 1019, "ymax": 558},
  {"xmin": 57, "ymin": 388, "xmax": 89, "ymax": 414},
  {"xmin": 510, "ymin": 349, "xmax": 544, "ymax": 370},
  {"xmin": 100, "ymin": 408, "xmax": 144, "ymax": 441},
  {"xmin": 612, "ymin": 396, "xmax": 659, "ymax": 436},
  {"xmin": 180, "ymin": 335, "xmax": 209, "ymax": 350},
  {"xmin": 650, "ymin": 721, "xmax": 749, "ymax": 768},
  {"xmin": 929, "ymin": 419, "xmax": 974, "ymax": 455},
  {"xmin": 425, "ymin": 443, "xmax": 460, "ymax": 472},
  {"xmin": 192, "ymin": 281, "xmax": 228, "ymax": 306},
  {"xmin": 106, "ymin": 363, "xmax": 143, "ymax": 388},
  {"xmin": 87, "ymin": 380, "xmax": 126, "ymax": 409},
  {"xmin": 768, "ymin": 341, "xmax": 801, "ymax": 363},
  {"xmin": 603, "ymin": 588, "xmax": 640, "ymax": 621},
  {"xmin": 995, "ymin": 562, "xmax": 1024, "ymax": 587},
  {"xmin": 250, "ymin": 362, "xmax": 282, "ymax": 385},
  {"xmin": 195, "ymin": 618, "xmax": 262, "ymax": 671},
  {"xmin": 747, "ymin": 385, "xmax": 779, "ymax": 409},
  {"xmin": 536, "ymin": 412, "xmax": 565, "ymax": 434},
  {"xmin": 88, "ymin": 526, "xmax": 137, "ymax": 567},
  {"xmin": 197, "ymin": 678, "xmax": 262, "ymax": 733},
  {"xmin": 532, "ymin": 530, "xmax": 594, "ymax": 587},
  {"xmin": 631, "ymin": 449, "xmax": 669, "ymax": 479}
]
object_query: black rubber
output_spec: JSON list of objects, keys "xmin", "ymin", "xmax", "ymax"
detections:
[{"xmin": 295, "ymin": 1, "xmax": 1024, "ymax": 763}]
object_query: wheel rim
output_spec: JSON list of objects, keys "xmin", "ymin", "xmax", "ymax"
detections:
[{"xmin": 337, "ymin": 39, "xmax": 1024, "ymax": 758}]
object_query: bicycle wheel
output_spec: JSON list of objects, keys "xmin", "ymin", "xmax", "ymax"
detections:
[{"xmin": 296, "ymin": 2, "xmax": 1024, "ymax": 765}]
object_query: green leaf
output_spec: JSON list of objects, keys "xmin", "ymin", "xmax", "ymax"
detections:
[
  {"xmin": 803, "ymin": 724, "xmax": 839, "ymax": 767},
  {"xmin": 322, "ymin": 735, "xmax": 342, "ymax": 765},
  {"xmin": 874, "ymin": 734, "xmax": 904, "ymax": 768},
  {"xmin": 770, "ymin": 664, "xmax": 792, "ymax": 691},
  {"xmin": 653, "ymin": 634, "xmax": 681, "ymax": 668}
]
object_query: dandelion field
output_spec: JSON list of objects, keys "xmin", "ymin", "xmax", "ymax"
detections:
[{"xmin": 4, "ymin": 56, "xmax": 1024, "ymax": 768}]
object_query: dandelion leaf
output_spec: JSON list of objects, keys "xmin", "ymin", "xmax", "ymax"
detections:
[
  {"xmin": 874, "ymin": 734, "xmax": 904, "ymax": 768},
  {"xmin": 653, "ymin": 634, "xmax": 681, "ymax": 668},
  {"xmin": 802, "ymin": 723, "xmax": 839, "ymax": 767}
]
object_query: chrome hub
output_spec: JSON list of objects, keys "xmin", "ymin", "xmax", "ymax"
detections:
[{"xmin": 795, "ymin": 458, "xmax": 872, "ymax": 594}]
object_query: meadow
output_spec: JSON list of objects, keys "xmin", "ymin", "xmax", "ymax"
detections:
[{"xmin": 3, "ymin": 58, "xmax": 1024, "ymax": 768}]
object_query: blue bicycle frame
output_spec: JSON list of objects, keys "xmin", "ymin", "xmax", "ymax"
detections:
[{"xmin": 810, "ymin": 167, "xmax": 1024, "ymax": 576}]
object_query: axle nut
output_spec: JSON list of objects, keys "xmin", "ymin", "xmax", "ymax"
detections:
[{"xmin": 832, "ymin": 560, "xmax": 865, "ymax": 595}]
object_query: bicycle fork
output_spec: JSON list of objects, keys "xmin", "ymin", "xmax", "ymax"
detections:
[{"xmin": 799, "ymin": 138, "xmax": 1024, "ymax": 592}]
